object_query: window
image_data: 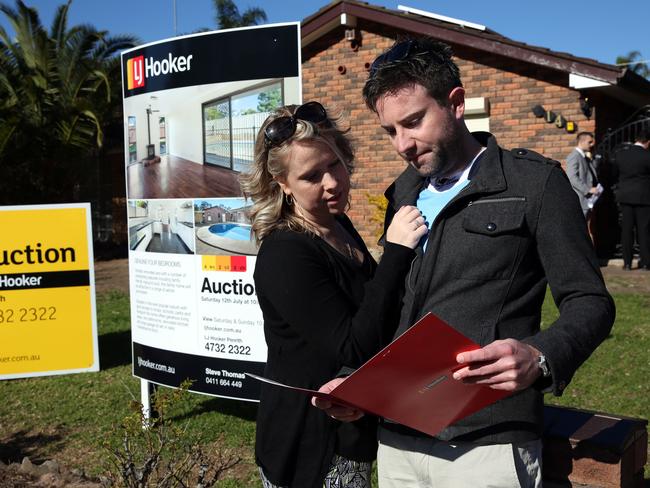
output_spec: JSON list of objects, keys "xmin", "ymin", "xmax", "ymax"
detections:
[
  {"xmin": 128, "ymin": 116, "xmax": 137, "ymax": 164},
  {"xmin": 159, "ymin": 117, "xmax": 167, "ymax": 155},
  {"xmin": 203, "ymin": 98, "xmax": 231, "ymax": 168},
  {"xmin": 202, "ymin": 82, "xmax": 282, "ymax": 172}
]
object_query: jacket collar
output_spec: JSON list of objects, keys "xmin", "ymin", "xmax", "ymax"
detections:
[{"xmin": 384, "ymin": 132, "xmax": 507, "ymax": 209}]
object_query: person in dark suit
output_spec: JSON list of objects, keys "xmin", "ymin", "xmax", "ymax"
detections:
[
  {"xmin": 566, "ymin": 132, "xmax": 600, "ymax": 219},
  {"xmin": 612, "ymin": 129, "xmax": 650, "ymax": 270}
]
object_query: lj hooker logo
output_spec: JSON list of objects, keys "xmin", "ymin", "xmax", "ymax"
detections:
[
  {"xmin": 126, "ymin": 53, "xmax": 194, "ymax": 90},
  {"xmin": 126, "ymin": 55, "xmax": 145, "ymax": 89}
]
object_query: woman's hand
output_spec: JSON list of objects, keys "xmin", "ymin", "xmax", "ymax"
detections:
[
  {"xmin": 386, "ymin": 205, "xmax": 428, "ymax": 249},
  {"xmin": 311, "ymin": 378, "xmax": 365, "ymax": 422}
]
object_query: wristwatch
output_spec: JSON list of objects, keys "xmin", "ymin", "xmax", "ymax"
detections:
[{"xmin": 537, "ymin": 355, "xmax": 551, "ymax": 377}]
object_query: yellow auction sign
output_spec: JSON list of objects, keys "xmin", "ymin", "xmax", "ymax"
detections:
[{"xmin": 0, "ymin": 203, "xmax": 98, "ymax": 379}]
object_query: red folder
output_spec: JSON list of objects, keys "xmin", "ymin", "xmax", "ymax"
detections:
[{"xmin": 247, "ymin": 312, "xmax": 512, "ymax": 437}]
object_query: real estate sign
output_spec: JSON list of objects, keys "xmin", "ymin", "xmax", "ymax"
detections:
[
  {"xmin": 121, "ymin": 24, "xmax": 301, "ymax": 401},
  {"xmin": 0, "ymin": 203, "xmax": 98, "ymax": 379}
]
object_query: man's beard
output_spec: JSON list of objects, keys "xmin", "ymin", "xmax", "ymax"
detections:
[{"xmin": 410, "ymin": 122, "xmax": 462, "ymax": 179}]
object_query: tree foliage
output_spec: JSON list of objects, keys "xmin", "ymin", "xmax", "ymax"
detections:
[
  {"xmin": 616, "ymin": 50, "xmax": 650, "ymax": 79},
  {"xmin": 257, "ymin": 86, "xmax": 281, "ymax": 113},
  {"xmin": 0, "ymin": 0, "xmax": 137, "ymax": 204},
  {"xmin": 213, "ymin": 0, "xmax": 267, "ymax": 29}
]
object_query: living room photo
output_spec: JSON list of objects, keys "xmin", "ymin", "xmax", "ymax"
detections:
[{"xmin": 124, "ymin": 77, "xmax": 300, "ymax": 200}]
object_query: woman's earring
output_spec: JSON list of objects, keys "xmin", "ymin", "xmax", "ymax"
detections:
[{"xmin": 285, "ymin": 193, "xmax": 294, "ymax": 206}]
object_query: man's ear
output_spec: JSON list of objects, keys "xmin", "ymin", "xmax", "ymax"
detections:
[{"xmin": 448, "ymin": 87, "xmax": 466, "ymax": 119}]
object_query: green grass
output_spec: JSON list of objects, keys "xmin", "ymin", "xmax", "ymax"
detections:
[
  {"xmin": 542, "ymin": 289, "xmax": 650, "ymax": 480},
  {"xmin": 0, "ymin": 291, "xmax": 259, "ymax": 486},
  {"xmin": 0, "ymin": 289, "xmax": 648, "ymax": 485},
  {"xmin": 542, "ymin": 290, "xmax": 650, "ymax": 419}
]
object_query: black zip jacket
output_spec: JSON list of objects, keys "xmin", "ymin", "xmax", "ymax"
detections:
[{"xmin": 382, "ymin": 133, "xmax": 615, "ymax": 444}]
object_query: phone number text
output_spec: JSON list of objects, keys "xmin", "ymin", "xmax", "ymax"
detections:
[{"xmin": 0, "ymin": 307, "xmax": 57, "ymax": 323}]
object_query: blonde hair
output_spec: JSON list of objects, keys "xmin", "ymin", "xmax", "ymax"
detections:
[{"xmin": 239, "ymin": 104, "xmax": 355, "ymax": 244}]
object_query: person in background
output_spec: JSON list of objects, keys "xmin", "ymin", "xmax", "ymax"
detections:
[
  {"xmin": 566, "ymin": 131, "xmax": 602, "ymax": 221},
  {"xmin": 240, "ymin": 101, "xmax": 427, "ymax": 488},
  {"xmin": 611, "ymin": 129, "xmax": 650, "ymax": 270},
  {"xmin": 315, "ymin": 38, "xmax": 615, "ymax": 488}
]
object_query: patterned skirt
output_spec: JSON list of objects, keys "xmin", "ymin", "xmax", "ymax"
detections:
[{"xmin": 259, "ymin": 453, "xmax": 372, "ymax": 488}]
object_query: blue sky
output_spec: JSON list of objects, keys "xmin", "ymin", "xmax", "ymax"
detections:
[{"xmin": 1, "ymin": 0, "xmax": 648, "ymax": 66}]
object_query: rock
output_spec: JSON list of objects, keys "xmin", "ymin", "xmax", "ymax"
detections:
[
  {"xmin": 2, "ymin": 457, "xmax": 102, "ymax": 487},
  {"xmin": 41, "ymin": 460, "xmax": 60, "ymax": 474},
  {"xmin": 19, "ymin": 456, "xmax": 35, "ymax": 475},
  {"xmin": 38, "ymin": 472, "xmax": 62, "ymax": 486}
]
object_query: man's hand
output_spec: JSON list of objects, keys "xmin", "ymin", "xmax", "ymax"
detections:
[
  {"xmin": 452, "ymin": 339, "xmax": 543, "ymax": 391},
  {"xmin": 311, "ymin": 378, "xmax": 364, "ymax": 422}
]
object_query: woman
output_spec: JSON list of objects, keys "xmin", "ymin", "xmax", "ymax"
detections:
[{"xmin": 240, "ymin": 102, "xmax": 427, "ymax": 488}]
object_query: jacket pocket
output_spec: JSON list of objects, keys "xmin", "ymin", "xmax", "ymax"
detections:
[
  {"xmin": 463, "ymin": 199, "xmax": 526, "ymax": 236},
  {"xmin": 445, "ymin": 197, "xmax": 527, "ymax": 281}
]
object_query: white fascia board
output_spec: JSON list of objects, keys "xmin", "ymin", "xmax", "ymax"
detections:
[
  {"xmin": 569, "ymin": 73, "xmax": 611, "ymax": 89},
  {"xmin": 397, "ymin": 5, "xmax": 486, "ymax": 31}
]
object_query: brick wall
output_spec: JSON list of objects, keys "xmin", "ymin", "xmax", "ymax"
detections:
[
  {"xmin": 303, "ymin": 29, "xmax": 399, "ymax": 244},
  {"xmin": 302, "ymin": 24, "xmax": 600, "ymax": 248},
  {"xmin": 454, "ymin": 46, "xmax": 596, "ymax": 162}
]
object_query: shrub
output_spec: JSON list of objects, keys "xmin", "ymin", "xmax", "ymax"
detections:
[
  {"xmin": 366, "ymin": 192, "xmax": 388, "ymax": 239},
  {"xmin": 102, "ymin": 381, "xmax": 240, "ymax": 487}
]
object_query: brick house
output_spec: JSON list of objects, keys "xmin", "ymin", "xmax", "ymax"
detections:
[
  {"xmin": 201, "ymin": 204, "xmax": 230, "ymax": 224},
  {"xmin": 109, "ymin": 1, "xmax": 650, "ymax": 255},
  {"xmin": 300, "ymin": 0, "xmax": 650, "ymax": 253}
]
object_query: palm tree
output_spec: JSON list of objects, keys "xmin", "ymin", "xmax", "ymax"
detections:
[
  {"xmin": 616, "ymin": 50, "xmax": 650, "ymax": 79},
  {"xmin": 0, "ymin": 0, "xmax": 138, "ymax": 203},
  {"xmin": 213, "ymin": 0, "xmax": 267, "ymax": 29}
]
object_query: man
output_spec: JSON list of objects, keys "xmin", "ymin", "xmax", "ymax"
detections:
[
  {"xmin": 566, "ymin": 132, "xmax": 601, "ymax": 218},
  {"xmin": 611, "ymin": 129, "xmax": 650, "ymax": 270},
  {"xmin": 315, "ymin": 38, "xmax": 615, "ymax": 487}
]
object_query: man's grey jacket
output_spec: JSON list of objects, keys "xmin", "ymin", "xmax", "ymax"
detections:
[
  {"xmin": 382, "ymin": 133, "xmax": 615, "ymax": 444},
  {"xmin": 566, "ymin": 147, "xmax": 597, "ymax": 214}
]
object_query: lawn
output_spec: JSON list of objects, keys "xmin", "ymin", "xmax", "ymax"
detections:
[
  {"xmin": 542, "ymin": 290, "xmax": 650, "ymax": 418},
  {"xmin": 0, "ymin": 288, "xmax": 648, "ymax": 485}
]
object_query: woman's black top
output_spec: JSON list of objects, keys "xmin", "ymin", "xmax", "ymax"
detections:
[{"xmin": 253, "ymin": 215, "xmax": 415, "ymax": 487}]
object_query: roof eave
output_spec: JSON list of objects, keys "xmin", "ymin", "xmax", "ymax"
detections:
[{"xmin": 301, "ymin": 0, "xmax": 622, "ymax": 84}]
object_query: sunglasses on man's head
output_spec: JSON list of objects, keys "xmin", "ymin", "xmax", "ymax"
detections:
[
  {"xmin": 369, "ymin": 39, "xmax": 418, "ymax": 77},
  {"xmin": 264, "ymin": 101, "xmax": 329, "ymax": 148},
  {"xmin": 369, "ymin": 39, "xmax": 446, "ymax": 78}
]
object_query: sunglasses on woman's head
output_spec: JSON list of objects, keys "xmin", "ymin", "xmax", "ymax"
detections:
[{"xmin": 264, "ymin": 102, "xmax": 329, "ymax": 148}]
